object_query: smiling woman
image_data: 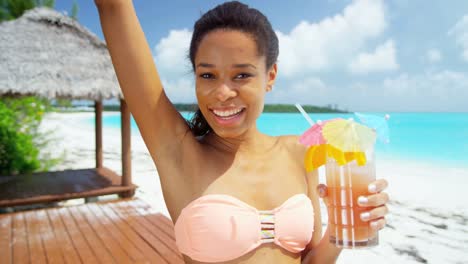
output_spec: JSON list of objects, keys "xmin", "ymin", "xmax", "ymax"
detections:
[
  {"xmin": 94, "ymin": 1, "xmax": 389, "ymax": 263},
  {"xmin": 193, "ymin": 29, "xmax": 276, "ymax": 139},
  {"xmin": 187, "ymin": 2, "xmax": 278, "ymax": 138}
]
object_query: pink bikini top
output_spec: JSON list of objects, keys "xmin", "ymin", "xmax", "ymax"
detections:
[{"xmin": 174, "ymin": 193, "xmax": 314, "ymax": 263}]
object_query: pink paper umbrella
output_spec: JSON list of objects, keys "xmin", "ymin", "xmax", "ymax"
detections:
[{"xmin": 299, "ymin": 119, "xmax": 340, "ymax": 147}]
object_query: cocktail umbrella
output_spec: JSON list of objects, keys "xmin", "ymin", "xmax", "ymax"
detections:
[
  {"xmin": 301, "ymin": 118, "xmax": 359, "ymax": 171},
  {"xmin": 298, "ymin": 114, "xmax": 376, "ymax": 171},
  {"xmin": 300, "ymin": 119, "xmax": 339, "ymax": 171},
  {"xmin": 322, "ymin": 118, "xmax": 377, "ymax": 152},
  {"xmin": 355, "ymin": 112, "xmax": 390, "ymax": 144},
  {"xmin": 299, "ymin": 120, "xmax": 331, "ymax": 146}
]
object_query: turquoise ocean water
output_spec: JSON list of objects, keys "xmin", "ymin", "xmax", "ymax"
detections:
[{"xmin": 93, "ymin": 112, "xmax": 468, "ymax": 168}]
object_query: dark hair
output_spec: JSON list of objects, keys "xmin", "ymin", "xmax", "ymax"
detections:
[{"xmin": 187, "ymin": 1, "xmax": 279, "ymax": 137}]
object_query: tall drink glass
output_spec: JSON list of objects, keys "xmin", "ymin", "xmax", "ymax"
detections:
[{"xmin": 325, "ymin": 147, "xmax": 378, "ymax": 248}]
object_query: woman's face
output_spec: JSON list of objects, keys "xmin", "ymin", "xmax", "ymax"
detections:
[{"xmin": 194, "ymin": 29, "xmax": 277, "ymax": 139}]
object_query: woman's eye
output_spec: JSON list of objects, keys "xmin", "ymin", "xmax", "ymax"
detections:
[
  {"xmin": 199, "ymin": 73, "xmax": 214, "ymax": 79},
  {"xmin": 235, "ymin": 73, "xmax": 251, "ymax": 79}
]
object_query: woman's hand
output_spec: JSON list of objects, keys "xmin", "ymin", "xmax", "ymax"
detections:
[{"xmin": 317, "ymin": 179, "xmax": 389, "ymax": 230}]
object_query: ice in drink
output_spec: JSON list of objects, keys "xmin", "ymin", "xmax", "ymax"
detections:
[{"xmin": 325, "ymin": 149, "xmax": 378, "ymax": 248}]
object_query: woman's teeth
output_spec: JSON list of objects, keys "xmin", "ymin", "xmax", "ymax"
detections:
[{"xmin": 212, "ymin": 108, "xmax": 243, "ymax": 118}]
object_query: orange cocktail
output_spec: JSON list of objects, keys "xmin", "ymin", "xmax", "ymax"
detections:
[{"xmin": 325, "ymin": 148, "xmax": 378, "ymax": 248}]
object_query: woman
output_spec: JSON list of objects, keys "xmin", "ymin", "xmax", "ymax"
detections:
[{"xmin": 95, "ymin": 1, "xmax": 389, "ymax": 263}]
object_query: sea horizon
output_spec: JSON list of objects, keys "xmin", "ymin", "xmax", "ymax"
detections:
[{"xmin": 85, "ymin": 111, "xmax": 468, "ymax": 170}]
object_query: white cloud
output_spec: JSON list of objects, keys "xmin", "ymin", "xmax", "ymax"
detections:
[
  {"xmin": 448, "ymin": 14, "xmax": 468, "ymax": 62},
  {"xmin": 276, "ymin": 0, "xmax": 386, "ymax": 77},
  {"xmin": 426, "ymin": 48, "xmax": 442, "ymax": 63},
  {"xmin": 383, "ymin": 71, "xmax": 468, "ymax": 96},
  {"xmin": 333, "ymin": 70, "xmax": 468, "ymax": 112},
  {"xmin": 269, "ymin": 77, "xmax": 328, "ymax": 105},
  {"xmin": 348, "ymin": 39, "xmax": 399, "ymax": 74},
  {"xmin": 268, "ymin": 70, "xmax": 468, "ymax": 112},
  {"xmin": 161, "ymin": 77, "xmax": 196, "ymax": 103},
  {"xmin": 153, "ymin": 29, "xmax": 195, "ymax": 102},
  {"xmin": 154, "ymin": 29, "xmax": 192, "ymax": 76},
  {"xmin": 381, "ymin": 71, "xmax": 468, "ymax": 111}
]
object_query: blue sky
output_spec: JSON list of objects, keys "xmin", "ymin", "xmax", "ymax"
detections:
[{"xmin": 55, "ymin": 0, "xmax": 468, "ymax": 112}]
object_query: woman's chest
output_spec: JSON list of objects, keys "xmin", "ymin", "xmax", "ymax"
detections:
[
  {"xmin": 167, "ymin": 135, "xmax": 308, "ymax": 219},
  {"xmin": 186, "ymin": 146, "xmax": 307, "ymax": 211}
]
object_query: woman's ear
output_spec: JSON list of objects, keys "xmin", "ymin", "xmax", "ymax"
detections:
[{"xmin": 266, "ymin": 63, "xmax": 278, "ymax": 92}]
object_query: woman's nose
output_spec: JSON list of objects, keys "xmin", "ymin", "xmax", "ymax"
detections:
[{"xmin": 215, "ymin": 83, "xmax": 237, "ymax": 102}]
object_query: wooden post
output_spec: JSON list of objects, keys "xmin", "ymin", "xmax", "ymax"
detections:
[
  {"xmin": 95, "ymin": 100, "xmax": 103, "ymax": 168},
  {"xmin": 88, "ymin": 100, "xmax": 103, "ymax": 203},
  {"xmin": 120, "ymin": 99, "xmax": 133, "ymax": 197}
]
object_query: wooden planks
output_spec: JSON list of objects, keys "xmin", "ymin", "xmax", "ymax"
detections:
[
  {"xmin": 86, "ymin": 203, "xmax": 148, "ymax": 262},
  {"xmin": 109, "ymin": 202, "xmax": 183, "ymax": 264},
  {"xmin": 105, "ymin": 201, "xmax": 182, "ymax": 263},
  {"xmin": 97, "ymin": 203, "xmax": 167, "ymax": 263},
  {"xmin": 0, "ymin": 213, "xmax": 12, "ymax": 264},
  {"xmin": 56, "ymin": 207, "xmax": 98, "ymax": 263},
  {"xmin": 0, "ymin": 198, "xmax": 183, "ymax": 264},
  {"xmin": 46, "ymin": 209, "xmax": 81, "ymax": 264},
  {"xmin": 12, "ymin": 213, "xmax": 29, "ymax": 263},
  {"xmin": 24, "ymin": 210, "xmax": 47, "ymax": 264},
  {"xmin": 0, "ymin": 167, "xmax": 137, "ymax": 207},
  {"xmin": 36, "ymin": 210, "xmax": 63, "ymax": 264}
]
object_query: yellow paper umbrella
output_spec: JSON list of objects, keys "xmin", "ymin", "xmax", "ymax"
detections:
[{"xmin": 322, "ymin": 118, "xmax": 377, "ymax": 152}]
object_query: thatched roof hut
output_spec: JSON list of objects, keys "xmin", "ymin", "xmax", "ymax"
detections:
[
  {"xmin": 0, "ymin": 7, "xmax": 122, "ymax": 100},
  {"xmin": 0, "ymin": 7, "xmax": 135, "ymax": 207}
]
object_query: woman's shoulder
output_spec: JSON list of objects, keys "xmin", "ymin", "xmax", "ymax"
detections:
[{"xmin": 276, "ymin": 134, "xmax": 307, "ymax": 158}]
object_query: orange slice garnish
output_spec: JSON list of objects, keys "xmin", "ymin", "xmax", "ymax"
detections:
[
  {"xmin": 326, "ymin": 144, "xmax": 347, "ymax": 165},
  {"xmin": 354, "ymin": 151, "xmax": 367, "ymax": 166},
  {"xmin": 304, "ymin": 144, "xmax": 327, "ymax": 172}
]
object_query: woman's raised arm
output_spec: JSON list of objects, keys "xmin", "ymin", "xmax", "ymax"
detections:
[{"xmin": 95, "ymin": 0, "xmax": 193, "ymax": 159}]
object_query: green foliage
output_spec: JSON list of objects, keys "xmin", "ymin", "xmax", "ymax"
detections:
[
  {"xmin": 100, "ymin": 103, "xmax": 346, "ymax": 113},
  {"xmin": 0, "ymin": 0, "xmax": 55, "ymax": 22},
  {"xmin": 38, "ymin": 0, "xmax": 55, "ymax": 8},
  {"xmin": 70, "ymin": 0, "xmax": 78, "ymax": 20},
  {"xmin": 0, "ymin": 0, "xmax": 12, "ymax": 21},
  {"xmin": 172, "ymin": 103, "xmax": 346, "ymax": 113},
  {"xmin": 263, "ymin": 104, "xmax": 347, "ymax": 113},
  {"xmin": 0, "ymin": 97, "xmax": 61, "ymax": 175},
  {"xmin": 55, "ymin": 98, "xmax": 72, "ymax": 108},
  {"xmin": 0, "ymin": 0, "xmax": 79, "ymax": 23},
  {"xmin": 0, "ymin": 100, "xmax": 39, "ymax": 174}
]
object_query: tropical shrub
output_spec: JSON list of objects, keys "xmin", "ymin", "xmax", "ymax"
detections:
[{"xmin": 0, "ymin": 97, "xmax": 62, "ymax": 175}]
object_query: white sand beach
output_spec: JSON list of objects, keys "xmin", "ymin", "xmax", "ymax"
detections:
[{"xmin": 39, "ymin": 112, "xmax": 468, "ymax": 264}]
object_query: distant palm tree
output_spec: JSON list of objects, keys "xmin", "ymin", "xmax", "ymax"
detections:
[
  {"xmin": 0, "ymin": 0, "xmax": 78, "ymax": 22},
  {"xmin": 70, "ymin": 0, "xmax": 78, "ymax": 20}
]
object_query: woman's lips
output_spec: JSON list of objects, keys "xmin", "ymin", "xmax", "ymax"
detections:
[{"xmin": 210, "ymin": 108, "xmax": 245, "ymax": 126}]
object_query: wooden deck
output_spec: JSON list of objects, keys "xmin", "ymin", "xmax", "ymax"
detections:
[
  {"xmin": 0, "ymin": 198, "xmax": 184, "ymax": 263},
  {"xmin": 0, "ymin": 167, "xmax": 137, "ymax": 207}
]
